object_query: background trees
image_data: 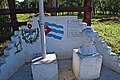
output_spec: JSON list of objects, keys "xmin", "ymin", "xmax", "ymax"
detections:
[
  {"xmin": 93, "ymin": 0, "xmax": 120, "ymax": 15},
  {"xmin": 0, "ymin": 0, "xmax": 120, "ymax": 16}
]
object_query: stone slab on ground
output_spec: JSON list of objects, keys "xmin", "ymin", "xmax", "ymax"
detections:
[
  {"xmin": 8, "ymin": 59, "xmax": 120, "ymax": 80},
  {"xmin": 31, "ymin": 53, "xmax": 58, "ymax": 80},
  {"xmin": 8, "ymin": 63, "xmax": 33, "ymax": 80}
]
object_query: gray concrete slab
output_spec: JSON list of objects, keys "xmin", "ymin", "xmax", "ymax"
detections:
[
  {"xmin": 8, "ymin": 59, "xmax": 120, "ymax": 80},
  {"xmin": 8, "ymin": 63, "xmax": 33, "ymax": 80}
]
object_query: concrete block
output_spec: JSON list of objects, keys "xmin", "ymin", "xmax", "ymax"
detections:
[
  {"xmin": 97, "ymin": 36, "xmax": 103, "ymax": 42},
  {"xmin": 100, "ymin": 41, "xmax": 107, "ymax": 48},
  {"xmin": 14, "ymin": 30, "xmax": 21, "ymax": 36},
  {"xmin": 100, "ymin": 51, "xmax": 120, "ymax": 73},
  {"xmin": 4, "ymin": 47, "xmax": 17, "ymax": 56},
  {"xmin": 81, "ymin": 23, "xmax": 87, "ymax": 29},
  {"xmin": 11, "ymin": 35, "xmax": 21, "ymax": 47},
  {"xmin": 72, "ymin": 49, "xmax": 103, "ymax": 80},
  {"xmin": 31, "ymin": 53, "xmax": 58, "ymax": 80},
  {"xmin": 4, "ymin": 47, "xmax": 12, "ymax": 56},
  {"xmin": 0, "ymin": 56, "xmax": 6, "ymax": 66},
  {"xmin": 7, "ymin": 41, "xmax": 15, "ymax": 48},
  {"xmin": 0, "ymin": 55, "xmax": 14, "ymax": 80},
  {"xmin": 11, "ymin": 35, "xmax": 19, "ymax": 42},
  {"xmin": 0, "ymin": 50, "xmax": 25, "ymax": 80},
  {"xmin": 0, "ymin": 56, "xmax": 6, "ymax": 72}
]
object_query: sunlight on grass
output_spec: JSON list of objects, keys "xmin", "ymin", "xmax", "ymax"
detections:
[
  {"xmin": 17, "ymin": 14, "xmax": 35, "ymax": 22},
  {"xmin": 92, "ymin": 20, "xmax": 120, "ymax": 54}
]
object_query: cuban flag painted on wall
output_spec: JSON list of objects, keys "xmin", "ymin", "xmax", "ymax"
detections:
[{"xmin": 44, "ymin": 22, "xmax": 64, "ymax": 40}]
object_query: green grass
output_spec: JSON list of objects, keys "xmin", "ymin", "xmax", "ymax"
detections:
[
  {"xmin": 17, "ymin": 14, "xmax": 35, "ymax": 22},
  {"xmin": 92, "ymin": 20, "xmax": 120, "ymax": 54}
]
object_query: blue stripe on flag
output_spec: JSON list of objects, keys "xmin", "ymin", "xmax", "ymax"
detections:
[
  {"xmin": 51, "ymin": 29, "xmax": 64, "ymax": 34},
  {"xmin": 46, "ymin": 34, "xmax": 62, "ymax": 40},
  {"xmin": 44, "ymin": 22, "xmax": 63, "ymax": 29},
  {"xmin": 26, "ymin": 33, "xmax": 30, "ymax": 38}
]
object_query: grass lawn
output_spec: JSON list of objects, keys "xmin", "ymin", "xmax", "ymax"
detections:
[{"xmin": 92, "ymin": 19, "xmax": 120, "ymax": 55}]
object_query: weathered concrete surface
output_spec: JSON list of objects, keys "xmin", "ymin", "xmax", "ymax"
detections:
[
  {"xmin": 72, "ymin": 49, "xmax": 103, "ymax": 80},
  {"xmin": 9, "ymin": 59, "xmax": 120, "ymax": 80},
  {"xmin": 31, "ymin": 53, "xmax": 58, "ymax": 80},
  {"xmin": 95, "ymin": 35, "xmax": 120, "ymax": 74},
  {"xmin": 8, "ymin": 63, "xmax": 33, "ymax": 80}
]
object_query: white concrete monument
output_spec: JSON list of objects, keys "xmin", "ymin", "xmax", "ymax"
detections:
[
  {"xmin": 72, "ymin": 28, "xmax": 103, "ymax": 80},
  {"xmin": 31, "ymin": 0, "xmax": 58, "ymax": 80},
  {"xmin": 79, "ymin": 28, "xmax": 97, "ymax": 55},
  {"xmin": 31, "ymin": 53, "xmax": 58, "ymax": 80}
]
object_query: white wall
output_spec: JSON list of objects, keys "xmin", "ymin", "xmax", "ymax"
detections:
[
  {"xmin": 0, "ymin": 31, "xmax": 25, "ymax": 80},
  {"xmin": 22, "ymin": 16, "xmax": 87, "ymax": 60},
  {"xmin": 94, "ymin": 33, "xmax": 120, "ymax": 73}
]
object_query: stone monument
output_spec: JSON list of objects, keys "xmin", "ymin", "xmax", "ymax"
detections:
[
  {"xmin": 72, "ymin": 28, "xmax": 103, "ymax": 80},
  {"xmin": 79, "ymin": 28, "xmax": 97, "ymax": 55}
]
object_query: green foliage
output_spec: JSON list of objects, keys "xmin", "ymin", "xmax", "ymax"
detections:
[
  {"xmin": 0, "ymin": 28, "xmax": 12, "ymax": 35},
  {"xmin": 16, "ymin": 0, "xmax": 37, "ymax": 9},
  {"xmin": 93, "ymin": 0, "xmax": 120, "ymax": 15},
  {"xmin": 17, "ymin": 14, "xmax": 35, "ymax": 22},
  {"xmin": 0, "ymin": 41, "xmax": 9, "ymax": 56},
  {"xmin": 0, "ymin": 15, "xmax": 10, "ymax": 22},
  {"xmin": 92, "ymin": 20, "xmax": 120, "ymax": 54}
]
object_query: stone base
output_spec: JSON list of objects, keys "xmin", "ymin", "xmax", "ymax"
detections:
[
  {"xmin": 31, "ymin": 53, "xmax": 58, "ymax": 80},
  {"xmin": 72, "ymin": 49, "xmax": 103, "ymax": 80}
]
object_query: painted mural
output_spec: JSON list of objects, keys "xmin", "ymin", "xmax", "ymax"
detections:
[
  {"xmin": 45, "ymin": 22, "xmax": 64, "ymax": 40},
  {"xmin": 21, "ymin": 24, "xmax": 39, "ymax": 44}
]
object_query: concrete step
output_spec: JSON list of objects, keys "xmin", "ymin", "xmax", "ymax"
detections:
[
  {"xmin": 4, "ymin": 47, "xmax": 12, "ymax": 56},
  {"xmin": 7, "ymin": 41, "xmax": 15, "ymax": 48},
  {"xmin": 0, "ymin": 55, "xmax": 6, "ymax": 72}
]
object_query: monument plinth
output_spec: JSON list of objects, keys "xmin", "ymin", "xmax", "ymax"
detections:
[
  {"xmin": 31, "ymin": 53, "xmax": 58, "ymax": 80},
  {"xmin": 72, "ymin": 28, "xmax": 103, "ymax": 80}
]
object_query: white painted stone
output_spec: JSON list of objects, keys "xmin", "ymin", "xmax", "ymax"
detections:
[
  {"xmin": 0, "ymin": 50, "xmax": 25, "ymax": 80},
  {"xmin": 0, "ymin": 55, "xmax": 6, "ymax": 66},
  {"xmin": 72, "ymin": 49, "xmax": 103, "ymax": 80},
  {"xmin": 4, "ymin": 47, "xmax": 12, "ymax": 56},
  {"xmin": 102, "ymin": 52, "xmax": 120, "ymax": 73},
  {"xmin": 95, "ymin": 32, "xmax": 99, "ymax": 37},
  {"xmin": 11, "ymin": 35, "xmax": 20, "ymax": 45},
  {"xmin": 20, "ymin": 16, "xmax": 88, "ymax": 60},
  {"xmin": 100, "ymin": 41, "xmax": 107, "ymax": 48},
  {"xmin": 21, "ymin": 20, "xmax": 42, "ymax": 62},
  {"xmin": 81, "ymin": 23, "xmax": 87, "ymax": 28},
  {"xmin": 11, "ymin": 35, "xmax": 19, "ymax": 41},
  {"xmin": 97, "ymin": 36, "xmax": 103, "ymax": 42},
  {"xmin": 4, "ymin": 47, "xmax": 17, "ymax": 56},
  {"xmin": 31, "ymin": 53, "xmax": 58, "ymax": 80},
  {"xmin": 14, "ymin": 30, "xmax": 21, "ymax": 36},
  {"xmin": 7, "ymin": 41, "xmax": 15, "ymax": 48},
  {"xmin": 0, "ymin": 30, "xmax": 25, "ymax": 80},
  {"xmin": 95, "ymin": 36, "xmax": 120, "ymax": 73}
]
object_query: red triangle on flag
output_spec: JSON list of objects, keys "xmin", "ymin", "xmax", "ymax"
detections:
[{"xmin": 45, "ymin": 25, "xmax": 51, "ymax": 34}]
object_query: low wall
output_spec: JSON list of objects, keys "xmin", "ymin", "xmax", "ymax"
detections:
[
  {"xmin": 0, "ymin": 31, "xmax": 25, "ymax": 80},
  {"xmin": 95, "ymin": 32, "xmax": 120, "ymax": 73}
]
